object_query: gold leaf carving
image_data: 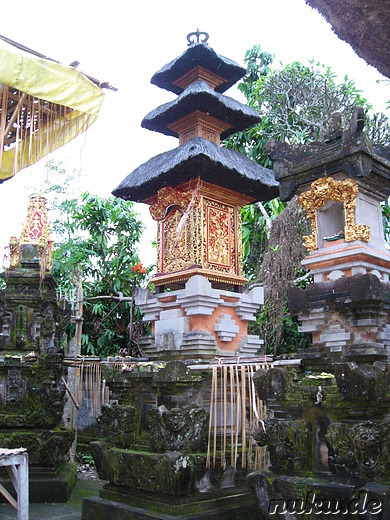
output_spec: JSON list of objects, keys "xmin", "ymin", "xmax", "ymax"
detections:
[
  {"xmin": 18, "ymin": 195, "xmax": 53, "ymax": 271},
  {"xmin": 298, "ymin": 177, "xmax": 371, "ymax": 251},
  {"xmin": 149, "ymin": 187, "xmax": 193, "ymax": 221},
  {"xmin": 207, "ymin": 206, "xmax": 231, "ymax": 267}
]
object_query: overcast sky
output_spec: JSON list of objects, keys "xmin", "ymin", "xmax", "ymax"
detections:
[{"xmin": 0, "ymin": 0, "xmax": 388, "ymax": 267}]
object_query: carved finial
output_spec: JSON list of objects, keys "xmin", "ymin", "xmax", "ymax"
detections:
[{"xmin": 187, "ymin": 29, "xmax": 209, "ymax": 46}]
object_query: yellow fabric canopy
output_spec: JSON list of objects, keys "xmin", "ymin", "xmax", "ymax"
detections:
[{"xmin": 0, "ymin": 38, "xmax": 105, "ymax": 181}]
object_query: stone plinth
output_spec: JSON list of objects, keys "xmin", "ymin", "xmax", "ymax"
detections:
[
  {"xmin": 83, "ymin": 361, "xmax": 258, "ymax": 519},
  {"xmin": 288, "ymin": 273, "xmax": 390, "ymax": 362},
  {"xmin": 135, "ymin": 275, "xmax": 264, "ymax": 359},
  {"xmin": 248, "ymin": 362, "xmax": 390, "ymax": 519},
  {"xmin": 0, "ymin": 246, "xmax": 75, "ymax": 501}
]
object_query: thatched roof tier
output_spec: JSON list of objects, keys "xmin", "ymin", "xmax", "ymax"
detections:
[
  {"xmin": 141, "ymin": 81, "xmax": 260, "ymax": 140},
  {"xmin": 151, "ymin": 43, "xmax": 246, "ymax": 94},
  {"xmin": 112, "ymin": 137, "xmax": 279, "ymax": 202},
  {"xmin": 267, "ymin": 107, "xmax": 390, "ymax": 201},
  {"xmin": 305, "ymin": 0, "xmax": 390, "ymax": 78}
]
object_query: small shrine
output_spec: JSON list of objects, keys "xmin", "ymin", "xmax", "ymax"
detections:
[
  {"xmin": 8, "ymin": 194, "xmax": 54, "ymax": 273},
  {"xmin": 0, "ymin": 196, "xmax": 75, "ymax": 502},
  {"xmin": 268, "ymin": 107, "xmax": 390, "ymax": 361},
  {"xmin": 247, "ymin": 109, "xmax": 390, "ymax": 517},
  {"xmin": 2, "ymin": 195, "xmax": 59, "ymax": 353},
  {"xmin": 113, "ymin": 30, "xmax": 278, "ymax": 359}
]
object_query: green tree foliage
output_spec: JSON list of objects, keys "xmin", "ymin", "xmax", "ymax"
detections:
[
  {"xmin": 226, "ymin": 47, "xmax": 390, "ymax": 167},
  {"xmin": 52, "ymin": 193, "xmax": 150, "ymax": 357},
  {"xmin": 225, "ymin": 45, "xmax": 390, "ymax": 355}
]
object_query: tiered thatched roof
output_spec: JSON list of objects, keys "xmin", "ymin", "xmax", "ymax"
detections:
[
  {"xmin": 142, "ymin": 81, "xmax": 260, "ymax": 140},
  {"xmin": 151, "ymin": 42, "xmax": 246, "ymax": 94},
  {"xmin": 112, "ymin": 137, "xmax": 279, "ymax": 202}
]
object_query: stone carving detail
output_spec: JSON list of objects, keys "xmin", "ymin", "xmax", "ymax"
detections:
[
  {"xmin": 214, "ymin": 314, "xmax": 239, "ymax": 342},
  {"xmin": 5, "ymin": 369, "xmax": 27, "ymax": 405},
  {"xmin": 149, "ymin": 405, "xmax": 209, "ymax": 451},
  {"xmin": 97, "ymin": 404, "xmax": 137, "ymax": 449},
  {"xmin": 255, "ymin": 420, "xmax": 312, "ymax": 472},
  {"xmin": 326, "ymin": 421, "xmax": 389, "ymax": 478},
  {"xmin": 9, "ymin": 236, "xmax": 20, "ymax": 269},
  {"xmin": 298, "ymin": 177, "xmax": 371, "ymax": 251},
  {"xmin": 0, "ymin": 313, "xmax": 10, "ymax": 346}
]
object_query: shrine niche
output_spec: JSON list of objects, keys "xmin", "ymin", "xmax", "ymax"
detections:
[
  {"xmin": 269, "ymin": 107, "xmax": 390, "ymax": 284},
  {"xmin": 112, "ymin": 33, "xmax": 278, "ymax": 359},
  {"xmin": 299, "ymin": 177, "xmax": 371, "ymax": 251},
  {"xmin": 248, "ymin": 108, "xmax": 390, "ymax": 520}
]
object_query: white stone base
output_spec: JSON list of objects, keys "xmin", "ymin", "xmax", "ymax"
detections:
[{"xmin": 135, "ymin": 275, "xmax": 264, "ymax": 359}]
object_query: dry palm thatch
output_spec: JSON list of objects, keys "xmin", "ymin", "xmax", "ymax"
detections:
[{"xmin": 305, "ymin": 0, "xmax": 390, "ymax": 79}]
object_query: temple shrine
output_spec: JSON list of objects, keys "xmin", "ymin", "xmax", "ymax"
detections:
[
  {"xmin": 0, "ymin": 196, "xmax": 75, "ymax": 502},
  {"xmin": 248, "ymin": 108, "xmax": 390, "ymax": 518},
  {"xmin": 268, "ymin": 107, "xmax": 390, "ymax": 362},
  {"xmin": 113, "ymin": 30, "xmax": 278, "ymax": 359}
]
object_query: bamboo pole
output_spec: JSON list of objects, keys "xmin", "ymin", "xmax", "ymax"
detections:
[
  {"xmin": 206, "ymin": 367, "xmax": 216, "ymax": 469},
  {"xmin": 213, "ymin": 365, "xmax": 217, "ymax": 469},
  {"xmin": 234, "ymin": 365, "xmax": 240, "ymax": 468},
  {"xmin": 230, "ymin": 366, "xmax": 234, "ymax": 468},
  {"xmin": 61, "ymin": 376, "xmax": 80, "ymax": 409},
  {"xmin": 222, "ymin": 365, "xmax": 227, "ymax": 469},
  {"xmin": 248, "ymin": 366, "xmax": 253, "ymax": 469},
  {"xmin": 4, "ymin": 92, "xmax": 26, "ymax": 138},
  {"xmin": 241, "ymin": 365, "xmax": 246, "ymax": 469},
  {"xmin": 0, "ymin": 86, "xmax": 8, "ymax": 169}
]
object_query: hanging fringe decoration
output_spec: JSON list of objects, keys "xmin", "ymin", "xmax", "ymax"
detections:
[
  {"xmin": 64, "ymin": 359, "xmax": 111, "ymax": 429},
  {"xmin": 174, "ymin": 179, "xmax": 201, "ymax": 246},
  {"xmin": 0, "ymin": 84, "xmax": 94, "ymax": 180},
  {"xmin": 206, "ymin": 361, "xmax": 273, "ymax": 471}
]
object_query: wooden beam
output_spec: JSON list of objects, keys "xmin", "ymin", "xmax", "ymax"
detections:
[{"xmin": 0, "ymin": 481, "xmax": 17, "ymax": 509}]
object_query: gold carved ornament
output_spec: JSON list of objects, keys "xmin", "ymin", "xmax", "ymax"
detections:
[
  {"xmin": 149, "ymin": 187, "xmax": 194, "ymax": 221},
  {"xmin": 19, "ymin": 195, "xmax": 53, "ymax": 271},
  {"xmin": 206, "ymin": 206, "xmax": 231, "ymax": 268},
  {"xmin": 151, "ymin": 186, "xmax": 203, "ymax": 274},
  {"xmin": 298, "ymin": 177, "xmax": 371, "ymax": 252},
  {"xmin": 203, "ymin": 199, "xmax": 236, "ymax": 274}
]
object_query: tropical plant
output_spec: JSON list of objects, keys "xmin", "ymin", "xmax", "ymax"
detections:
[{"xmin": 52, "ymin": 192, "xmax": 151, "ymax": 357}]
